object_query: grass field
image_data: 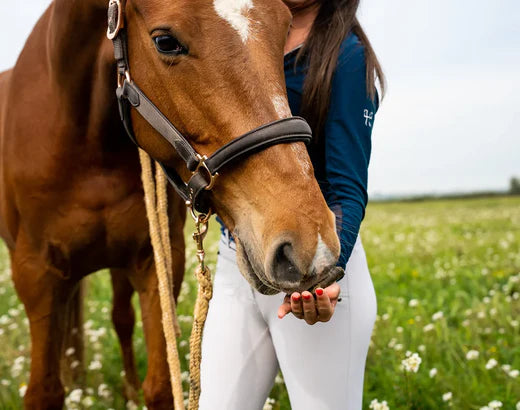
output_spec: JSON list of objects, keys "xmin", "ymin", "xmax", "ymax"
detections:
[{"xmin": 0, "ymin": 197, "xmax": 519, "ymax": 409}]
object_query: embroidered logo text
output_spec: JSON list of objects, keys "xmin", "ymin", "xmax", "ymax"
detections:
[{"xmin": 364, "ymin": 109, "xmax": 373, "ymax": 127}]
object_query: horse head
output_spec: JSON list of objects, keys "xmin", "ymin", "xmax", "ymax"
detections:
[{"xmin": 118, "ymin": 0, "xmax": 342, "ymax": 294}]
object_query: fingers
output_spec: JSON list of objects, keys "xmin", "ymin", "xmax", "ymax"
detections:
[
  {"xmin": 325, "ymin": 282, "xmax": 341, "ymax": 301},
  {"xmin": 315, "ymin": 288, "xmax": 333, "ymax": 322},
  {"xmin": 301, "ymin": 291, "xmax": 318, "ymax": 325},
  {"xmin": 278, "ymin": 283, "xmax": 341, "ymax": 325},
  {"xmin": 277, "ymin": 294, "xmax": 292, "ymax": 319},
  {"xmin": 290, "ymin": 293, "xmax": 303, "ymax": 319},
  {"xmin": 325, "ymin": 282, "xmax": 341, "ymax": 309}
]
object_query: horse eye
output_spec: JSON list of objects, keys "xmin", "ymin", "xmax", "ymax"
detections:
[{"xmin": 153, "ymin": 35, "xmax": 187, "ymax": 55}]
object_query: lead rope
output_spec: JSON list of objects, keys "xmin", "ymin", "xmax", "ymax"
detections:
[
  {"xmin": 139, "ymin": 149, "xmax": 185, "ymax": 410},
  {"xmin": 140, "ymin": 149, "xmax": 213, "ymax": 410},
  {"xmin": 188, "ymin": 214, "xmax": 213, "ymax": 409}
]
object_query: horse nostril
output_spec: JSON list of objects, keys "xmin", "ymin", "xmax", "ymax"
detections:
[{"xmin": 271, "ymin": 242, "xmax": 301, "ymax": 283}]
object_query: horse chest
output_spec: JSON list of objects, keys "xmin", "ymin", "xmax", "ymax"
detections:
[{"xmin": 35, "ymin": 170, "xmax": 153, "ymax": 274}]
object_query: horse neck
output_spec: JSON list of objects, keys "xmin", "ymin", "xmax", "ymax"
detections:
[
  {"xmin": 48, "ymin": 0, "xmax": 110, "ymax": 87},
  {"xmin": 46, "ymin": 0, "xmax": 125, "ymax": 152}
]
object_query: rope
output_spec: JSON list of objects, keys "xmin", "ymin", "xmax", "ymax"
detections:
[
  {"xmin": 188, "ymin": 265, "xmax": 213, "ymax": 409},
  {"xmin": 139, "ymin": 149, "xmax": 213, "ymax": 410},
  {"xmin": 139, "ymin": 149, "xmax": 185, "ymax": 410}
]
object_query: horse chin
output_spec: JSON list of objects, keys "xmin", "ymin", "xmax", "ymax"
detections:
[{"xmin": 235, "ymin": 239, "xmax": 280, "ymax": 295}]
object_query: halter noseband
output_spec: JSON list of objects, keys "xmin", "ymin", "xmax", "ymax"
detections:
[{"xmin": 107, "ymin": 0, "xmax": 312, "ymax": 215}]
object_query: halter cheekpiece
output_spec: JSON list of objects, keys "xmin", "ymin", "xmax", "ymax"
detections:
[{"xmin": 107, "ymin": 0, "xmax": 312, "ymax": 215}]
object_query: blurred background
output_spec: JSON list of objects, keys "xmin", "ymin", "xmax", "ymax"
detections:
[
  {"xmin": 0, "ymin": 1, "xmax": 519, "ymax": 409},
  {"xmin": 1, "ymin": 0, "xmax": 519, "ymax": 197}
]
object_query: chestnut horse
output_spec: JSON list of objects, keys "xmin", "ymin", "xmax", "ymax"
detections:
[{"xmin": 0, "ymin": 0, "xmax": 341, "ymax": 408}]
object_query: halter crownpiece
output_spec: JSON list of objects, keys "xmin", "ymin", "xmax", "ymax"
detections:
[{"xmin": 107, "ymin": 0, "xmax": 313, "ymax": 215}]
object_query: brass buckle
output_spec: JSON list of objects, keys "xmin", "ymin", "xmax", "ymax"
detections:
[
  {"xmin": 194, "ymin": 154, "xmax": 219, "ymax": 190},
  {"xmin": 107, "ymin": 0, "xmax": 124, "ymax": 40},
  {"xmin": 117, "ymin": 70, "xmax": 132, "ymax": 88}
]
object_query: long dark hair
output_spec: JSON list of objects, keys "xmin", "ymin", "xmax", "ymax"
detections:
[{"xmin": 289, "ymin": 0, "xmax": 385, "ymax": 140}]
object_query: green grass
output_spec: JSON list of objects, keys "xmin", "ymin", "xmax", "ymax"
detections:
[{"xmin": 0, "ymin": 197, "xmax": 519, "ymax": 409}]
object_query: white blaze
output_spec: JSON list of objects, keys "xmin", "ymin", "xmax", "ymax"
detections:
[{"xmin": 214, "ymin": 0, "xmax": 254, "ymax": 43}]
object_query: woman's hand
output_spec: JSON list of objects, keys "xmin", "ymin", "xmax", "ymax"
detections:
[{"xmin": 277, "ymin": 282, "xmax": 341, "ymax": 325}]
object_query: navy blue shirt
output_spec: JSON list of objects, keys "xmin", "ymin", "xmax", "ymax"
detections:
[
  {"xmin": 218, "ymin": 32, "xmax": 377, "ymax": 268},
  {"xmin": 285, "ymin": 33, "xmax": 377, "ymax": 267}
]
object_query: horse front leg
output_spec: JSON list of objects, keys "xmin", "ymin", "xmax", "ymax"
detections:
[
  {"xmin": 11, "ymin": 240, "xmax": 77, "ymax": 410},
  {"xmin": 129, "ymin": 262, "xmax": 174, "ymax": 409},
  {"xmin": 110, "ymin": 268, "xmax": 140, "ymax": 404}
]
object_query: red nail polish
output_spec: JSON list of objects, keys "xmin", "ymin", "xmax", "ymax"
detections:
[
  {"xmin": 292, "ymin": 294, "xmax": 300, "ymax": 301},
  {"xmin": 316, "ymin": 288, "xmax": 324, "ymax": 296},
  {"xmin": 303, "ymin": 293, "xmax": 312, "ymax": 300}
]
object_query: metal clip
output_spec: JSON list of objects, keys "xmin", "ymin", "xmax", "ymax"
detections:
[
  {"xmin": 192, "ymin": 220, "xmax": 208, "ymax": 268},
  {"xmin": 107, "ymin": 0, "xmax": 124, "ymax": 40},
  {"xmin": 193, "ymin": 154, "xmax": 219, "ymax": 190}
]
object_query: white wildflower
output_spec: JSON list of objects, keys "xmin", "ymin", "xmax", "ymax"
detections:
[
  {"xmin": 418, "ymin": 344, "xmax": 426, "ymax": 352},
  {"xmin": 8, "ymin": 308, "xmax": 20, "ymax": 317},
  {"xmin": 65, "ymin": 347, "xmax": 75, "ymax": 357},
  {"xmin": 82, "ymin": 396, "xmax": 94, "ymax": 407},
  {"xmin": 401, "ymin": 352, "xmax": 422, "ymax": 373},
  {"xmin": 70, "ymin": 360, "xmax": 80, "ymax": 369},
  {"xmin": 466, "ymin": 350, "xmax": 479, "ymax": 360},
  {"xmin": 88, "ymin": 360, "xmax": 102, "ymax": 370},
  {"xmin": 442, "ymin": 392, "xmax": 452, "ymax": 402},
  {"xmin": 19, "ymin": 384, "xmax": 27, "ymax": 397},
  {"xmin": 263, "ymin": 397, "xmax": 275, "ymax": 410},
  {"xmin": 127, "ymin": 401, "xmax": 138, "ymax": 410},
  {"xmin": 488, "ymin": 400, "xmax": 503, "ymax": 409},
  {"xmin": 423, "ymin": 323, "xmax": 435, "ymax": 332},
  {"xmin": 68, "ymin": 389, "xmax": 83, "ymax": 403},
  {"xmin": 501, "ymin": 364, "xmax": 511, "ymax": 372},
  {"xmin": 429, "ymin": 368, "xmax": 437, "ymax": 378},
  {"xmin": 396, "ymin": 326, "xmax": 403, "ymax": 334},
  {"xmin": 1, "ymin": 379, "xmax": 10, "ymax": 386},
  {"xmin": 509, "ymin": 369, "xmax": 519, "ymax": 378},
  {"xmin": 98, "ymin": 383, "xmax": 111, "ymax": 399},
  {"xmin": 369, "ymin": 399, "xmax": 390, "ymax": 410},
  {"xmin": 432, "ymin": 311, "xmax": 443, "ymax": 321},
  {"xmin": 485, "ymin": 359, "xmax": 498, "ymax": 369},
  {"xmin": 511, "ymin": 320, "xmax": 519, "ymax": 328},
  {"xmin": 408, "ymin": 299, "xmax": 419, "ymax": 307}
]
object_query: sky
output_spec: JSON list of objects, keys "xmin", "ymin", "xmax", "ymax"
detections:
[{"xmin": 1, "ymin": 0, "xmax": 519, "ymax": 196}]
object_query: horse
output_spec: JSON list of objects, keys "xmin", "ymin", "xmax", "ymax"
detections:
[{"xmin": 0, "ymin": 0, "xmax": 342, "ymax": 408}]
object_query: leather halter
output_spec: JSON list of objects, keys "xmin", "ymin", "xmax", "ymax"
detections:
[{"xmin": 107, "ymin": 0, "xmax": 312, "ymax": 214}]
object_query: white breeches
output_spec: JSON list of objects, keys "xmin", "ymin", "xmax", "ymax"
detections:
[{"xmin": 199, "ymin": 233, "xmax": 377, "ymax": 410}]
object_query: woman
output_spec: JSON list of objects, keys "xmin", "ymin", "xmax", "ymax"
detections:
[{"xmin": 200, "ymin": 0, "xmax": 385, "ymax": 408}]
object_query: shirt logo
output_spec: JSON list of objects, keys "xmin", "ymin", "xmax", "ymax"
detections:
[{"xmin": 364, "ymin": 109, "xmax": 373, "ymax": 127}]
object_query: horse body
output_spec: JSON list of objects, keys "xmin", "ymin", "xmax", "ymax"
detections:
[
  {"xmin": 1, "ymin": 1, "xmax": 185, "ymax": 408},
  {"xmin": 1, "ymin": 0, "xmax": 344, "ymax": 407}
]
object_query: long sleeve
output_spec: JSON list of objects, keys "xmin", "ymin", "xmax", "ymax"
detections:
[{"xmin": 321, "ymin": 41, "xmax": 377, "ymax": 267}]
